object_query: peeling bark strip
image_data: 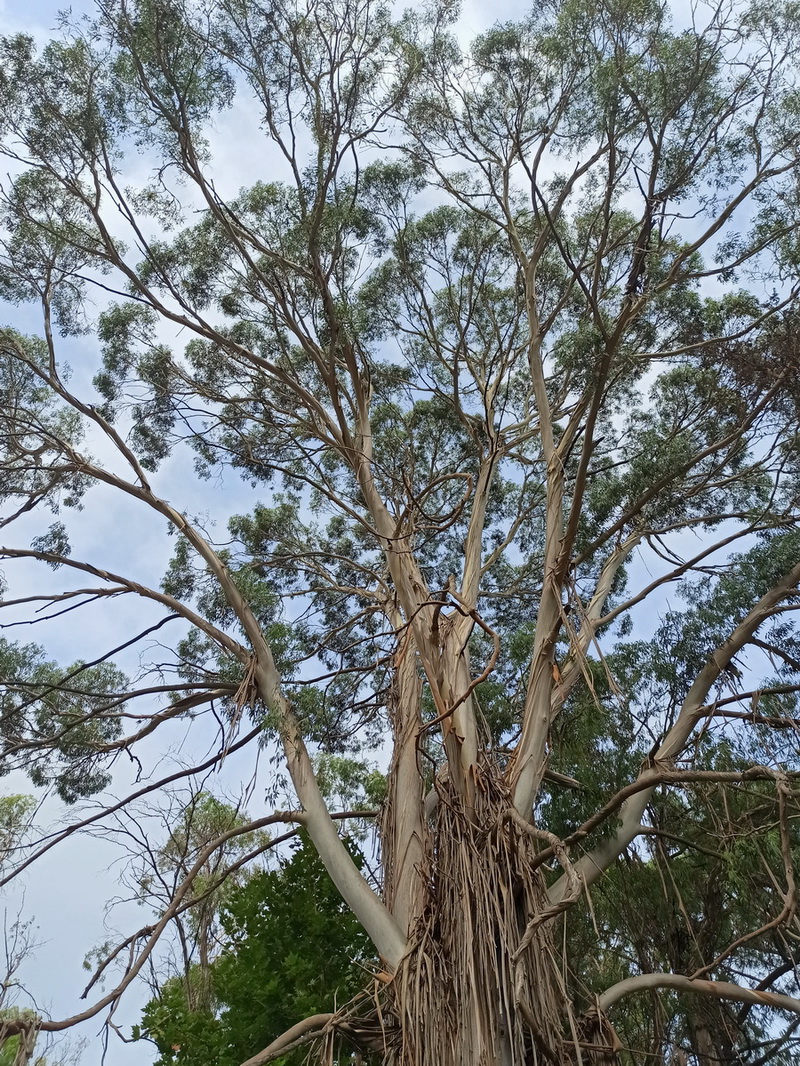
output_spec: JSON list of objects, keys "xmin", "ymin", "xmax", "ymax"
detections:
[
  {"xmin": 238, "ymin": 769, "xmax": 629, "ymax": 1066},
  {"xmin": 391, "ymin": 772, "xmax": 566, "ymax": 1066}
]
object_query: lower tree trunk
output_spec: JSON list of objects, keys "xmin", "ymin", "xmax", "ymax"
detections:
[{"xmin": 378, "ymin": 768, "xmax": 619, "ymax": 1066}]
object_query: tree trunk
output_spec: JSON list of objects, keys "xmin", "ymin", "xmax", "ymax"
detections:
[
  {"xmin": 381, "ymin": 631, "xmax": 426, "ymax": 940},
  {"xmin": 687, "ymin": 1003, "xmax": 739, "ymax": 1066},
  {"xmin": 381, "ymin": 766, "xmax": 617, "ymax": 1066}
]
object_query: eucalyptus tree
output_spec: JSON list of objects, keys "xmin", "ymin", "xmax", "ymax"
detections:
[{"xmin": 3, "ymin": 0, "xmax": 800, "ymax": 1062}]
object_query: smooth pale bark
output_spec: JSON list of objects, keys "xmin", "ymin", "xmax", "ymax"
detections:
[
  {"xmin": 252, "ymin": 651, "xmax": 407, "ymax": 968},
  {"xmin": 599, "ymin": 972, "xmax": 800, "ymax": 1017},
  {"xmin": 383, "ymin": 630, "xmax": 426, "ymax": 936},
  {"xmin": 460, "ymin": 454, "xmax": 500, "ymax": 606},
  {"xmin": 90, "ymin": 435, "xmax": 411, "ymax": 968},
  {"xmin": 108, "ymin": 445, "xmax": 410, "ymax": 967},
  {"xmin": 509, "ymin": 307, "xmax": 564, "ymax": 813},
  {"xmin": 510, "ymin": 532, "xmax": 564, "ymax": 814},
  {"xmin": 354, "ymin": 447, "xmax": 482, "ymax": 801},
  {"xmin": 548, "ymin": 538, "xmax": 639, "ymax": 714},
  {"xmin": 431, "ymin": 622, "xmax": 483, "ymax": 810},
  {"xmin": 239, "ymin": 1014, "xmax": 334, "ymax": 1066}
]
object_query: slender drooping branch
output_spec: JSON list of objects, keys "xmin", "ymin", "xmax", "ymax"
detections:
[{"xmin": 0, "ymin": 812, "xmax": 305, "ymax": 1036}]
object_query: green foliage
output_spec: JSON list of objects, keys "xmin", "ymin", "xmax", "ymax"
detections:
[
  {"xmin": 138, "ymin": 834, "xmax": 372, "ymax": 1066},
  {"xmin": 0, "ymin": 794, "xmax": 35, "ymax": 871},
  {"xmin": 0, "ymin": 332, "xmax": 87, "ymax": 514},
  {"xmin": 314, "ymin": 754, "xmax": 386, "ymax": 812},
  {"xmin": 0, "ymin": 639, "xmax": 125, "ymax": 801}
]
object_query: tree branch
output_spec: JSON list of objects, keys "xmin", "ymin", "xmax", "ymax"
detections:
[
  {"xmin": 551, "ymin": 557, "xmax": 800, "ymax": 899},
  {"xmin": 598, "ymin": 971, "xmax": 800, "ymax": 1017},
  {"xmin": 239, "ymin": 1014, "xmax": 334, "ymax": 1066}
]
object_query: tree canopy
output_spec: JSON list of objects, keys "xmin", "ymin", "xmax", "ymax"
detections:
[{"xmin": 3, "ymin": 0, "xmax": 800, "ymax": 1062}]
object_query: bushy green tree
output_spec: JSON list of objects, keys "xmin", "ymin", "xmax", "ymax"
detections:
[{"xmin": 138, "ymin": 834, "xmax": 371, "ymax": 1066}]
